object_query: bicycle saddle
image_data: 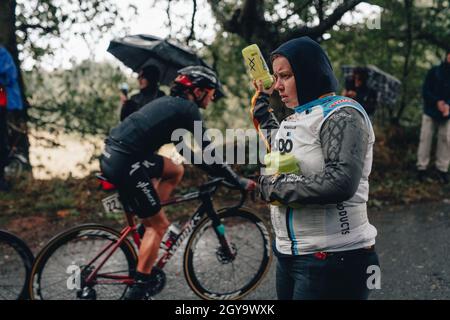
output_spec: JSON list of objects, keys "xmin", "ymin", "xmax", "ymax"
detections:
[{"xmin": 96, "ymin": 173, "xmax": 116, "ymax": 191}]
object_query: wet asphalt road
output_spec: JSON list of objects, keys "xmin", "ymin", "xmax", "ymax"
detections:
[{"xmin": 155, "ymin": 202, "xmax": 450, "ymax": 300}]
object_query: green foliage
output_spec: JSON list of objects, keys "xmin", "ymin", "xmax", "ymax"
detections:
[
  {"xmin": 325, "ymin": 0, "xmax": 449, "ymax": 124},
  {"xmin": 4, "ymin": 0, "xmax": 450, "ymax": 174},
  {"xmin": 15, "ymin": 0, "xmax": 136, "ymax": 65},
  {"xmin": 202, "ymin": 0, "xmax": 450, "ymax": 126},
  {"xmin": 25, "ymin": 60, "xmax": 130, "ymax": 136},
  {"xmin": 201, "ymin": 32, "xmax": 254, "ymax": 130},
  {"xmin": 17, "ymin": 0, "xmax": 450, "ymax": 136}
]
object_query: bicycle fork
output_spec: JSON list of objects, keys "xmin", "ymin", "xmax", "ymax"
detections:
[{"xmin": 201, "ymin": 194, "xmax": 236, "ymax": 261}]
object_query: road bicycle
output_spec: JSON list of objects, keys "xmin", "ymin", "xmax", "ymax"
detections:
[
  {"xmin": 0, "ymin": 230, "xmax": 34, "ymax": 300},
  {"xmin": 29, "ymin": 175, "xmax": 272, "ymax": 300}
]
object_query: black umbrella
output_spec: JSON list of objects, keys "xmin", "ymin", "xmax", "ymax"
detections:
[{"xmin": 107, "ymin": 34, "xmax": 224, "ymax": 98}]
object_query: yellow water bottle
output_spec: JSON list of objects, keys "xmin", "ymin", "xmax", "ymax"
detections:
[
  {"xmin": 264, "ymin": 152, "xmax": 300, "ymax": 176},
  {"xmin": 242, "ymin": 44, "xmax": 274, "ymax": 89},
  {"xmin": 264, "ymin": 152, "xmax": 301, "ymax": 207}
]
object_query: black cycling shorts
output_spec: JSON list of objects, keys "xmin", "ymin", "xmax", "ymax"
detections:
[{"xmin": 100, "ymin": 144, "xmax": 164, "ymax": 219}]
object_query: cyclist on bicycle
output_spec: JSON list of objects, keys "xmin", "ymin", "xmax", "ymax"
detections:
[{"xmin": 100, "ymin": 65, "xmax": 255, "ymax": 300}]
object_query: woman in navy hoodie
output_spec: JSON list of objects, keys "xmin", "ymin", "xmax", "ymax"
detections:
[{"xmin": 252, "ymin": 37, "xmax": 380, "ymax": 300}]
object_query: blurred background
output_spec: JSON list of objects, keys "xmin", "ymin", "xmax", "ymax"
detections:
[
  {"xmin": 1, "ymin": 0, "xmax": 449, "ymax": 300},
  {"xmin": 0, "ymin": 0, "xmax": 447, "ymax": 180}
]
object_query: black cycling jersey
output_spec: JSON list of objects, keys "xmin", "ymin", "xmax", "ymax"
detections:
[
  {"xmin": 105, "ymin": 95, "xmax": 241, "ymax": 185},
  {"xmin": 109, "ymin": 95, "xmax": 207, "ymax": 155},
  {"xmin": 101, "ymin": 95, "xmax": 244, "ymax": 218}
]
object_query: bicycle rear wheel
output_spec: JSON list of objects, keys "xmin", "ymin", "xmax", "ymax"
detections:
[
  {"xmin": 184, "ymin": 208, "xmax": 272, "ymax": 300},
  {"xmin": 29, "ymin": 224, "xmax": 137, "ymax": 300},
  {"xmin": 0, "ymin": 230, "xmax": 34, "ymax": 300}
]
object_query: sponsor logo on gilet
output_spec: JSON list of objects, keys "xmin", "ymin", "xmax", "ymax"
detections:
[
  {"xmin": 328, "ymin": 98, "xmax": 353, "ymax": 108},
  {"xmin": 336, "ymin": 203, "xmax": 350, "ymax": 235}
]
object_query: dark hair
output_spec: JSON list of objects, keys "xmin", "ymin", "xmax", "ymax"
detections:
[
  {"xmin": 345, "ymin": 75, "xmax": 355, "ymax": 91},
  {"xmin": 270, "ymin": 53, "xmax": 284, "ymax": 63},
  {"xmin": 353, "ymin": 67, "xmax": 368, "ymax": 83},
  {"xmin": 169, "ymin": 82, "xmax": 190, "ymax": 99},
  {"xmin": 140, "ymin": 65, "xmax": 160, "ymax": 82}
]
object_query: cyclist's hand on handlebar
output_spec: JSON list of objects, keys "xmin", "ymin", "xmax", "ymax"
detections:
[{"xmin": 238, "ymin": 177, "xmax": 257, "ymax": 191}]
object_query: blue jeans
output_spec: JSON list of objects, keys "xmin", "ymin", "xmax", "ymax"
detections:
[{"xmin": 276, "ymin": 248, "xmax": 380, "ymax": 300}]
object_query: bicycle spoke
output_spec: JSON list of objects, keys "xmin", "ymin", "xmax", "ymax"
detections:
[
  {"xmin": 32, "ymin": 227, "xmax": 135, "ymax": 300},
  {"xmin": 185, "ymin": 210, "xmax": 271, "ymax": 298},
  {"xmin": 0, "ymin": 285, "xmax": 22, "ymax": 298},
  {"xmin": 0, "ymin": 239, "xmax": 30, "ymax": 300},
  {"xmin": 40, "ymin": 277, "xmax": 68, "ymax": 291}
]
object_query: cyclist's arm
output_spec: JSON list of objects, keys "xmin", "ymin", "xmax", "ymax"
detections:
[
  {"xmin": 178, "ymin": 106, "xmax": 243, "ymax": 187},
  {"xmin": 251, "ymin": 93, "xmax": 279, "ymax": 151},
  {"xmin": 259, "ymin": 107, "xmax": 369, "ymax": 205}
]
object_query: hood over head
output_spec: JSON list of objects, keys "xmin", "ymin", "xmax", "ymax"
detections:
[{"xmin": 271, "ymin": 36, "xmax": 338, "ymax": 106}]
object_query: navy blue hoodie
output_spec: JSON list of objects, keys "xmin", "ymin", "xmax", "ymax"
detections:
[
  {"xmin": 271, "ymin": 37, "xmax": 338, "ymax": 106},
  {"xmin": 422, "ymin": 53, "xmax": 450, "ymax": 122}
]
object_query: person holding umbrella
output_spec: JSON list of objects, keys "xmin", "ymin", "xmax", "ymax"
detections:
[
  {"xmin": 100, "ymin": 65, "xmax": 255, "ymax": 300},
  {"xmin": 120, "ymin": 65, "xmax": 165, "ymax": 121},
  {"xmin": 108, "ymin": 34, "xmax": 226, "ymax": 120},
  {"xmin": 342, "ymin": 67, "xmax": 378, "ymax": 117}
]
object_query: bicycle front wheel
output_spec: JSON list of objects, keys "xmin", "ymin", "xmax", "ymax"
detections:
[
  {"xmin": 0, "ymin": 230, "xmax": 34, "ymax": 300},
  {"xmin": 184, "ymin": 207, "xmax": 272, "ymax": 300},
  {"xmin": 29, "ymin": 224, "xmax": 137, "ymax": 300}
]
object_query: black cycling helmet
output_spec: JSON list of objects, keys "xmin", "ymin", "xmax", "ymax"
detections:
[{"xmin": 175, "ymin": 65, "xmax": 225, "ymax": 100}]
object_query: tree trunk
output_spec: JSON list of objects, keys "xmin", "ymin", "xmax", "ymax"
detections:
[
  {"xmin": 0, "ymin": 0, "xmax": 31, "ymax": 165},
  {"xmin": 394, "ymin": 0, "xmax": 414, "ymax": 124}
]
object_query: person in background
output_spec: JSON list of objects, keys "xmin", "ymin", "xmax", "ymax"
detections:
[
  {"xmin": 120, "ymin": 65, "xmax": 165, "ymax": 121},
  {"xmin": 0, "ymin": 46, "xmax": 24, "ymax": 192},
  {"xmin": 342, "ymin": 67, "xmax": 378, "ymax": 117},
  {"xmin": 416, "ymin": 50, "xmax": 450, "ymax": 184}
]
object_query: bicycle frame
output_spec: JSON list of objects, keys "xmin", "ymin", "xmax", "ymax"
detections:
[{"xmin": 84, "ymin": 178, "xmax": 238, "ymax": 287}]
